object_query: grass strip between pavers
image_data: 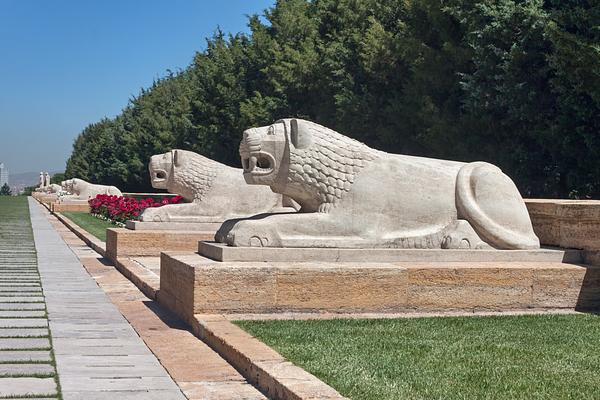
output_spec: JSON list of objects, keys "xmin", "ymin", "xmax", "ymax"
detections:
[
  {"xmin": 0, "ymin": 197, "xmax": 62, "ymax": 399},
  {"xmin": 61, "ymin": 211, "xmax": 116, "ymax": 242},
  {"xmin": 236, "ymin": 314, "xmax": 600, "ymax": 400}
]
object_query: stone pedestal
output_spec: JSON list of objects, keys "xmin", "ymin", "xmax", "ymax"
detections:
[
  {"xmin": 158, "ymin": 244, "xmax": 597, "ymax": 324},
  {"xmin": 50, "ymin": 201, "xmax": 90, "ymax": 213},
  {"xmin": 105, "ymin": 228, "xmax": 214, "ymax": 262},
  {"xmin": 525, "ymin": 199, "xmax": 600, "ymax": 250},
  {"xmin": 125, "ymin": 220, "xmax": 222, "ymax": 231}
]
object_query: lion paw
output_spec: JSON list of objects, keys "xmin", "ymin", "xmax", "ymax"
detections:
[
  {"xmin": 222, "ymin": 220, "xmax": 277, "ymax": 247},
  {"xmin": 140, "ymin": 207, "xmax": 166, "ymax": 222},
  {"xmin": 442, "ymin": 220, "xmax": 491, "ymax": 250}
]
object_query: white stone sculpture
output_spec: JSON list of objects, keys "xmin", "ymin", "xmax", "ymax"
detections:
[
  {"xmin": 46, "ymin": 184, "xmax": 63, "ymax": 194},
  {"xmin": 60, "ymin": 180, "xmax": 73, "ymax": 193},
  {"xmin": 39, "ymin": 172, "xmax": 45, "ymax": 187},
  {"xmin": 67, "ymin": 178, "xmax": 122, "ymax": 200},
  {"xmin": 216, "ymin": 118, "xmax": 540, "ymax": 249},
  {"xmin": 43, "ymin": 172, "xmax": 50, "ymax": 188},
  {"xmin": 139, "ymin": 149, "xmax": 295, "ymax": 222}
]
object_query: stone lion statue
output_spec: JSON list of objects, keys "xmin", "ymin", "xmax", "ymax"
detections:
[
  {"xmin": 66, "ymin": 178, "xmax": 123, "ymax": 200},
  {"xmin": 46, "ymin": 184, "xmax": 63, "ymax": 194},
  {"xmin": 216, "ymin": 118, "xmax": 540, "ymax": 249},
  {"xmin": 139, "ymin": 150, "xmax": 296, "ymax": 222},
  {"xmin": 61, "ymin": 180, "xmax": 73, "ymax": 193}
]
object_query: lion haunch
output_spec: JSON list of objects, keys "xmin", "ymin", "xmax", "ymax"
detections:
[
  {"xmin": 216, "ymin": 118, "xmax": 540, "ymax": 249},
  {"xmin": 139, "ymin": 150, "xmax": 293, "ymax": 223}
]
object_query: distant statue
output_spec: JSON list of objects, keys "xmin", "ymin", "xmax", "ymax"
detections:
[
  {"xmin": 217, "ymin": 118, "xmax": 540, "ymax": 250},
  {"xmin": 139, "ymin": 149, "xmax": 296, "ymax": 222},
  {"xmin": 66, "ymin": 178, "xmax": 123, "ymax": 200},
  {"xmin": 39, "ymin": 172, "xmax": 44, "ymax": 187},
  {"xmin": 43, "ymin": 172, "xmax": 50, "ymax": 188}
]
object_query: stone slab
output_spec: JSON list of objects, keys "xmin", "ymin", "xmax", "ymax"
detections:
[
  {"xmin": 126, "ymin": 220, "xmax": 223, "ymax": 231},
  {"xmin": 160, "ymin": 252, "xmax": 600, "ymax": 319},
  {"xmin": 0, "ymin": 337, "xmax": 51, "ymax": 350},
  {"xmin": 0, "ymin": 328, "xmax": 48, "ymax": 337},
  {"xmin": 106, "ymin": 228, "xmax": 214, "ymax": 261},
  {"xmin": 0, "ymin": 377, "xmax": 57, "ymax": 397},
  {"xmin": 199, "ymin": 241, "xmax": 582, "ymax": 263},
  {"xmin": 0, "ymin": 318, "xmax": 48, "ymax": 328},
  {"xmin": 0, "ymin": 363, "xmax": 55, "ymax": 376},
  {"xmin": 0, "ymin": 297, "xmax": 45, "ymax": 303},
  {"xmin": 0, "ymin": 310, "xmax": 46, "ymax": 317},
  {"xmin": 526, "ymin": 199, "xmax": 600, "ymax": 250},
  {"xmin": 51, "ymin": 202, "xmax": 90, "ymax": 213},
  {"xmin": 0, "ymin": 350, "xmax": 52, "ymax": 362}
]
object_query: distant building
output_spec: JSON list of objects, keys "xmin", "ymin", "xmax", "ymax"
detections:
[{"xmin": 0, "ymin": 163, "xmax": 8, "ymax": 187}]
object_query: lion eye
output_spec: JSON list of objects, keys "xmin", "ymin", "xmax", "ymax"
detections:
[{"xmin": 267, "ymin": 126, "xmax": 275, "ymax": 135}]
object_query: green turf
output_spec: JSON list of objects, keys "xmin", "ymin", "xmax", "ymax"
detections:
[
  {"xmin": 61, "ymin": 211, "xmax": 115, "ymax": 242},
  {"xmin": 236, "ymin": 314, "xmax": 600, "ymax": 400}
]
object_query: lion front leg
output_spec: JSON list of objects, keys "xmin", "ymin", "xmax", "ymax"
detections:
[{"xmin": 218, "ymin": 212, "xmax": 344, "ymax": 247}]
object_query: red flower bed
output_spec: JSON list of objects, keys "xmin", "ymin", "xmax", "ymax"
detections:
[{"xmin": 89, "ymin": 194, "xmax": 183, "ymax": 223}]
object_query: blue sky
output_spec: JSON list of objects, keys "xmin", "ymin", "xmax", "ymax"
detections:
[{"xmin": 0, "ymin": 0, "xmax": 274, "ymax": 174}]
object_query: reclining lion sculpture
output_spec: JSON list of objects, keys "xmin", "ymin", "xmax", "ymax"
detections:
[
  {"xmin": 216, "ymin": 118, "xmax": 540, "ymax": 249},
  {"xmin": 139, "ymin": 150, "xmax": 296, "ymax": 222},
  {"xmin": 64, "ymin": 178, "xmax": 123, "ymax": 200}
]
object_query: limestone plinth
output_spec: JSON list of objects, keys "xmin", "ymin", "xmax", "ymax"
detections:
[
  {"xmin": 105, "ymin": 228, "xmax": 214, "ymax": 261},
  {"xmin": 126, "ymin": 220, "xmax": 223, "ymax": 232},
  {"xmin": 200, "ymin": 242, "xmax": 581, "ymax": 263},
  {"xmin": 525, "ymin": 199, "xmax": 600, "ymax": 250},
  {"xmin": 50, "ymin": 201, "xmax": 90, "ymax": 213},
  {"xmin": 158, "ymin": 248, "xmax": 598, "ymax": 322}
]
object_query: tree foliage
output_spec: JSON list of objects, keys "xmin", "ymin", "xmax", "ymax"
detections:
[
  {"xmin": 0, "ymin": 184, "xmax": 11, "ymax": 196},
  {"xmin": 65, "ymin": 0, "xmax": 600, "ymax": 198}
]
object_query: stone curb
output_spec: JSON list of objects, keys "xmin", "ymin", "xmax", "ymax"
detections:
[
  {"xmin": 192, "ymin": 314, "xmax": 348, "ymax": 400},
  {"xmin": 114, "ymin": 257, "xmax": 160, "ymax": 300},
  {"xmin": 52, "ymin": 212, "xmax": 106, "ymax": 257}
]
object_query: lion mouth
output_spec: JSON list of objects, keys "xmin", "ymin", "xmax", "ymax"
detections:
[
  {"xmin": 242, "ymin": 152, "xmax": 275, "ymax": 176},
  {"xmin": 150, "ymin": 168, "xmax": 168, "ymax": 188}
]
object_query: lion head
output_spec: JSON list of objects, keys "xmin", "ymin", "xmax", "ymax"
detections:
[
  {"xmin": 61, "ymin": 179, "xmax": 73, "ymax": 193},
  {"xmin": 239, "ymin": 118, "xmax": 379, "ymax": 212},
  {"xmin": 148, "ymin": 149, "xmax": 218, "ymax": 202}
]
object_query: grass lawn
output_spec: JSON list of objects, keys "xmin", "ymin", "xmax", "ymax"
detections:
[
  {"xmin": 62, "ymin": 211, "xmax": 116, "ymax": 242},
  {"xmin": 236, "ymin": 314, "xmax": 600, "ymax": 400}
]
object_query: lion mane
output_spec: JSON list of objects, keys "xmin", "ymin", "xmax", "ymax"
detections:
[
  {"xmin": 151, "ymin": 150, "xmax": 219, "ymax": 202},
  {"xmin": 285, "ymin": 122, "xmax": 380, "ymax": 209}
]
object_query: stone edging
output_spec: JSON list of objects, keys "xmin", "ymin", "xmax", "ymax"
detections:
[
  {"xmin": 192, "ymin": 314, "xmax": 349, "ymax": 400},
  {"xmin": 52, "ymin": 212, "xmax": 106, "ymax": 257}
]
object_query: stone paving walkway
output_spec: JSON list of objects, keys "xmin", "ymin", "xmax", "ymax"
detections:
[
  {"xmin": 0, "ymin": 197, "xmax": 58, "ymax": 398},
  {"xmin": 28, "ymin": 198, "xmax": 187, "ymax": 399},
  {"xmin": 46, "ymin": 203, "xmax": 267, "ymax": 399}
]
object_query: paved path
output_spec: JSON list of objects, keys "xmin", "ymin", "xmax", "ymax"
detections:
[
  {"xmin": 29, "ymin": 198, "xmax": 186, "ymax": 399},
  {"xmin": 0, "ymin": 197, "xmax": 58, "ymax": 398},
  {"xmin": 48, "ymin": 204, "xmax": 267, "ymax": 399}
]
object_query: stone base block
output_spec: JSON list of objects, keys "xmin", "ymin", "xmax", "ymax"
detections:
[
  {"xmin": 159, "ymin": 252, "xmax": 600, "ymax": 324},
  {"xmin": 200, "ymin": 242, "xmax": 582, "ymax": 263},
  {"xmin": 105, "ymin": 228, "xmax": 214, "ymax": 261},
  {"xmin": 526, "ymin": 199, "xmax": 600, "ymax": 249},
  {"xmin": 126, "ymin": 220, "xmax": 223, "ymax": 231},
  {"xmin": 51, "ymin": 202, "xmax": 90, "ymax": 213}
]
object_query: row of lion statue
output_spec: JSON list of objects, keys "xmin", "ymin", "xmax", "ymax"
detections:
[{"xmin": 48, "ymin": 118, "xmax": 541, "ymax": 250}]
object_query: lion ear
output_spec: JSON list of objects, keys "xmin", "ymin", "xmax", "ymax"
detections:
[
  {"xmin": 290, "ymin": 119, "xmax": 312, "ymax": 149},
  {"xmin": 173, "ymin": 150, "xmax": 182, "ymax": 167}
]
